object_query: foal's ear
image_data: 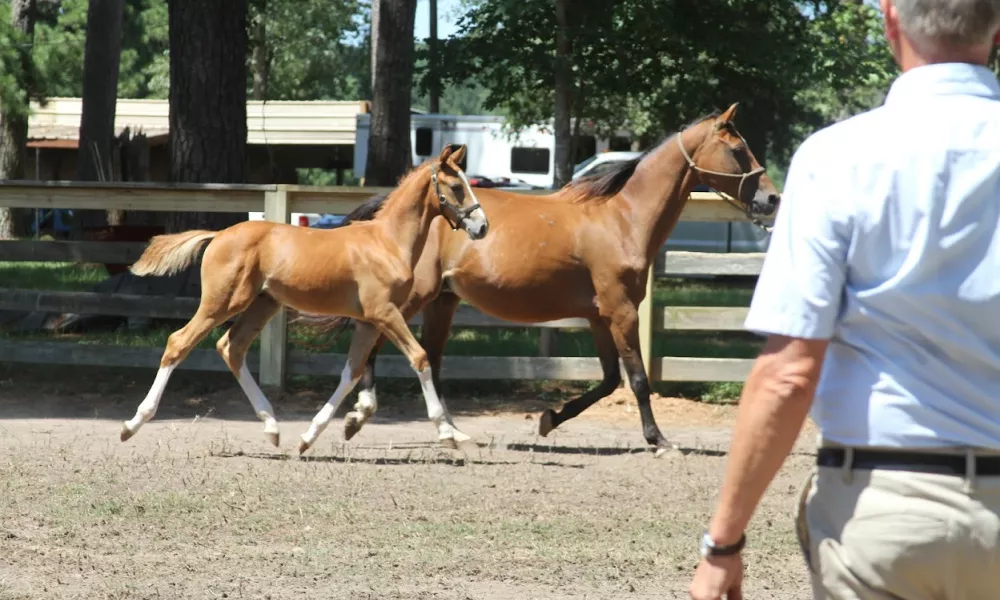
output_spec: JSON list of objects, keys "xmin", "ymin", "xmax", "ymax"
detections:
[
  {"xmin": 439, "ymin": 144, "xmax": 455, "ymax": 161},
  {"xmin": 449, "ymin": 144, "xmax": 467, "ymax": 166},
  {"xmin": 717, "ymin": 103, "xmax": 739, "ymax": 126}
]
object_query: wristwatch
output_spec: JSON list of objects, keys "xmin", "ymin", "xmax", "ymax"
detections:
[{"xmin": 699, "ymin": 531, "xmax": 746, "ymax": 558}]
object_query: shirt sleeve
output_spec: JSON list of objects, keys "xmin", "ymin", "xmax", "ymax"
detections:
[{"xmin": 743, "ymin": 137, "xmax": 853, "ymax": 340}]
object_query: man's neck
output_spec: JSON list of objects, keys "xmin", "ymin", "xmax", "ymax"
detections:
[{"xmin": 895, "ymin": 37, "xmax": 992, "ymax": 72}]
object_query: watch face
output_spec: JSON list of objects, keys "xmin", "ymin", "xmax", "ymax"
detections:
[{"xmin": 699, "ymin": 533, "xmax": 712, "ymax": 557}]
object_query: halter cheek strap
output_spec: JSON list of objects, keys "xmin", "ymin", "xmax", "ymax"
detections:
[
  {"xmin": 676, "ymin": 131, "xmax": 772, "ymax": 233},
  {"xmin": 431, "ymin": 165, "xmax": 483, "ymax": 231}
]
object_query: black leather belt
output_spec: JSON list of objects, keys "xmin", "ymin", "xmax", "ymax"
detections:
[{"xmin": 817, "ymin": 447, "xmax": 1000, "ymax": 476}]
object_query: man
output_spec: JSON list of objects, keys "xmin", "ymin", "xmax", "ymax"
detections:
[{"xmin": 689, "ymin": 1, "xmax": 1000, "ymax": 599}]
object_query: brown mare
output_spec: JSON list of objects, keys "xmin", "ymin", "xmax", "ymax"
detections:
[
  {"xmin": 312, "ymin": 104, "xmax": 780, "ymax": 455},
  {"xmin": 119, "ymin": 144, "xmax": 489, "ymax": 453}
]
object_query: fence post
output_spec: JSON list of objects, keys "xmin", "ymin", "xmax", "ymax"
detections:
[
  {"xmin": 637, "ymin": 266, "xmax": 656, "ymax": 382},
  {"xmin": 539, "ymin": 328, "xmax": 557, "ymax": 357},
  {"xmin": 260, "ymin": 186, "xmax": 290, "ymax": 389}
]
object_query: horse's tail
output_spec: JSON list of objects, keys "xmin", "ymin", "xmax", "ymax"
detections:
[
  {"xmin": 129, "ymin": 230, "xmax": 218, "ymax": 277},
  {"xmin": 289, "ymin": 312, "xmax": 356, "ymax": 350}
]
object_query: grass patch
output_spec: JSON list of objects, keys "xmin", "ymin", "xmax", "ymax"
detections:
[
  {"xmin": 0, "ymin": 261, "xmax": 107, "ymax": 291},
  {"xmin": 0, "ymin": 263, "xmax": 758, "ymax": 404},
  {"xmin": 1, "ymin": 262, "xmax": 755, "ymax": 306}
]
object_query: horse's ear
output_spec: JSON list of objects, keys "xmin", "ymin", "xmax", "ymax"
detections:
[
  {"xmin": 449, "ymin": 144, "xmax": 467, "ymax": 166},
  {"xmin": 439, "ymin": 144, "xmax": 455, "ymax": 161},
  {"xmin": 719, "ymin": 103, "xmax": 739, "ymax": 123}
]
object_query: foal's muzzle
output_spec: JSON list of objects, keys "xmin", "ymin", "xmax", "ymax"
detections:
[{"xmin": 462, "ymin": 210, "xmax": 489, "ymax": 240}]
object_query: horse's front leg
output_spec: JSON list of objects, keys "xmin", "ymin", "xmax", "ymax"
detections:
[{"xmin": 602, "ymin": 285, "xmax": 674, "ymax": 456}]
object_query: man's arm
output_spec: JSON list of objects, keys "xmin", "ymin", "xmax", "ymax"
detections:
[{"xmin": 706, "ymin": 334, "xmax": 828, "ymax": 546}]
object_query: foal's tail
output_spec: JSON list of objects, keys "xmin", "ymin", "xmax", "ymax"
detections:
[{"xmin": 129, "ymin": 230, "xmax": 218, "ymax": 277}]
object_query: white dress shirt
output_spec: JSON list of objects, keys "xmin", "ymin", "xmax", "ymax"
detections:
[{"xmin": 745, "ymin": 62, "xmax": 1000, "ymax": 449}]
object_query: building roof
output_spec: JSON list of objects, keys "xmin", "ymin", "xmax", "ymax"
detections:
[{"xmin": 26, "ymin": 97, "xmax": 367, "ymax": 149}]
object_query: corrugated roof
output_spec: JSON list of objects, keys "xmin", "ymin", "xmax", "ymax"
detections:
[{"xmin": 27, "ymin": 98, "xmax": 366, "ymax": 146}]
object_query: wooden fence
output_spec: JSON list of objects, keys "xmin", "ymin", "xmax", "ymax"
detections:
[{"xmin": 0, "ymin": 181, "xmax": 765, "ymax": 388}]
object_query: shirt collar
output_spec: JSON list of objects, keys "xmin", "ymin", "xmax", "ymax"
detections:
[{"xmin": 883, "ymin": 62, "xmax": 1000, "ymax": 105}]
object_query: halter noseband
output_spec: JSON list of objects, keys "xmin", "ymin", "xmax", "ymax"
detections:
[
  {"xmin": 431, "ymin": 164, "xmax": 482, "ymax": 231},
  {"xmin": 676, "ymin": 131, "xmax": 772, "ymax": 233}
]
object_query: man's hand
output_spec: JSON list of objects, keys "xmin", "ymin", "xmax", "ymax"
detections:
[{"xmin": 689, "ymin": 554, "xmax": 744, "ymax": 600}]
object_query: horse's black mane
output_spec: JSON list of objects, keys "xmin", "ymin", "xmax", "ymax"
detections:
[
  {"xmin": 564, "ymin": 109, "xmax": 723, "ymax": 204},
  {"xmin": 337, "ymin": 191, "xmax": 389, "ymax": 225}
]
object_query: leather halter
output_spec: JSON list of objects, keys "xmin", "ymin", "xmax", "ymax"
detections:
[
  {"xmin": 676, "ymin": 131, "xmax": 772, "ymax": 233},
  {"xmin": 431, "ymin": 164, "xmax": 482, "ymax": 231}
]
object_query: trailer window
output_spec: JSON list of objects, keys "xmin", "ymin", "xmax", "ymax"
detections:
[
  {"xmin": 415, "ymin": 127, "xmax": 433, "ymax": 157},
  {"xmin": 510, "ymin": 147, "xmax": 550, "ymax": 175}
]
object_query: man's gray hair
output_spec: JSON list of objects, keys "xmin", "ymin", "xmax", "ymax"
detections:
[{"xmin": 893, "ymin": 0, "xmax": 1000, "ymax": 47}]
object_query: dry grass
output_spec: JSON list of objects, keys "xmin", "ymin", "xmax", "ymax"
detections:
[{"xmin": 0, "ymin": 368, "xmax": 816, "ymax": 600}]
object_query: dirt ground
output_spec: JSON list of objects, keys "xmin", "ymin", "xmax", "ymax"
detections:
[{"xmin": 0, "ymin": 366, "xmax": 819, "ymax": 599}]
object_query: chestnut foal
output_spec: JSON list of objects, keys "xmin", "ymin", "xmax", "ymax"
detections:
[{"xmin": 120, "ymin": 144, "xmax": 488, "ymax": 453}]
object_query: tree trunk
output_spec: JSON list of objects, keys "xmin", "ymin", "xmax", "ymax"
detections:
[
  {"xmin": 250, "ymin": 0, "xmax": 269, "ymax": 101},
  {"xmin": 0, "ymin": 0, "xmax": 37, "ymax": 240},
  {"xmin": 370, "ymin": 0, "xmax": 380, "ymax": 90},
  {"xmin": 75, "ymin": 0, "xmax": 125, "ymax": 236},
  {"xmin": 428, "ymin": 0, "xmax": 440, "ymax": 113},
  {"xmin": 552, "ymin": 0, "xmax": 573, "ymax": 190},
  {"xmin": 364, "ymin": 0, "xmax": 416, "ymax": 187},
  {"xmin": 166, "ymin": 0, "xmax": 249, "ymax": 233}
]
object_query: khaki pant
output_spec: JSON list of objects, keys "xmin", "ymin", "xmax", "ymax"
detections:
[{"xmin": 795, "ymin": 459, "xmax": 1000, "ymax": 600}]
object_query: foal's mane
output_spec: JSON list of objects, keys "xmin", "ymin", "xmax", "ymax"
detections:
[
  {"xmin": 367, "ymin": 158, "xmax": 437, "ymax": 219},
  {"xmin": 562, "ymin": 109, "xmax": 722, "ymax": 205}
]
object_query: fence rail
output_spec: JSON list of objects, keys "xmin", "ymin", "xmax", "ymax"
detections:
[{"xmin": 0, "ymin": 181, "xmax": 766, "ymax": 385}]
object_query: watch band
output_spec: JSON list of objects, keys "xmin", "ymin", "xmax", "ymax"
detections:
[{"xmin": 699, "ymin": 531, "xmax": 746, "ymax": 557}]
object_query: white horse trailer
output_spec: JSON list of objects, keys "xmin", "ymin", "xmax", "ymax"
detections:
[{"xmin": 353, "ymin": 113, "xmax": 622, "ymax": 189}]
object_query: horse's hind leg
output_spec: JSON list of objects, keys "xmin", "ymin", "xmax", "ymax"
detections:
[
  {"xmin": 539, "ymin": 317, "xmax": 621, "ymax": 436},
  {"xmin": 343, "ymin": 334, "xmax": 385, "ymax": 441},
  {"xmin": 299, "ymin": 322, "xmax": 380, "ymax": 454},
  {"xmin": 121, "ymin": 308, "xmax": 228, "ymax": 442},
  {"xmin": 418, "ymin": 292, "xmax": 462, "ymax": 432},
  {"xmin": 217, "ymin": 293, "xmax": 282, "ymax": 447}
]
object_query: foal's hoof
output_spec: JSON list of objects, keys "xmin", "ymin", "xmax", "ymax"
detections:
[
  {"xmin": 538, "ymin": 410, "xmax": 556, "ymax": 437},
  {"xmin": 265, "ymin": 432, "xmax": 280, "ymax": 448},
  {"xmin": 120, "ymin": 423, "xmax": 134, "ymax": 443},
  {"xmin": 298, "ymin": 437, "xmax": 312, "ymax": 455},
  {"xmin": 343, "ymin": 412, "xmax": 364, "ymax": 442},
  {"xmin": 439, "ymin": 437, "xmax": 459, "ymax": 450}
]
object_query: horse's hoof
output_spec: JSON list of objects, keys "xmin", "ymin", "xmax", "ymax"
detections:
[
  {"xmin": 120, "ymin": 423, "xmax": 134, "ymax": 443},
  {"xmin": 343, "ymin": 413, "xmax": 363, "ymax": 441},
  {"xmin": 538, "ymin": 410, "xmax": 556, "ymax": 437},
  {"xmin": 265, "ymin": 432, "xmax": 280, "ymax": 448},
  {"xmin": 298, "ymin": 437, "xmax": 312, "ymax": 455},
  {"xmin": 653, "ymin": 442, "xmax": 678, "ymax": 458},
  {"xmin": 439, "ymin": 437, "xmax": 458, "ymax": 450}
]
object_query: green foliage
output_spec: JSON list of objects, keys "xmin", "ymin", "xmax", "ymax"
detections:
[
  {"xmin": 247, "ymin": 0, "xmax": 370, "ymax": 101},
  {"xmin": 24, "ymin": 0, "xmax": 168, "ymax": 99},
  {"xmin": 0, "ymin": 1, "xmax": 31, "ymax": 120},
  {"xmin": 795, "ymin": 1, "xmax": 897, "ymax": 129},
  {"xmin": 13, "ymin": 0, "xmax": 369, "ymax": 103},
  {"xmin": 425, "ymin": 0, "xmax": 896, "ymax": 166}
]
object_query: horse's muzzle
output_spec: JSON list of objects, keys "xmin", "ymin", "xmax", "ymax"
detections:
[{"xmin": 751, "ymin": 192, "xmax": 779, "ymax": 217}]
